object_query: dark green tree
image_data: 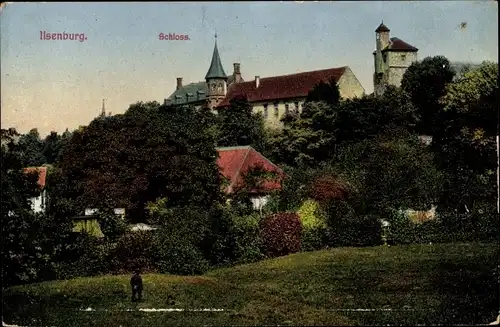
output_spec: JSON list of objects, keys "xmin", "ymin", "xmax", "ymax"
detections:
[
  {"xmin": 334, "ymin": 86, "xmax": 417, "ymax": 145},
  {"xmin": 304, "ymin": 77, "xmax": 341, "ymax": 108},
  {"xmin": 401, "ymin": 55, "xmax": 456, "ymax": 136},
  {"xmin": 217, "ymin": 95, "xmax": 267, "ymax": 153},
  {"xmin": 1, "ymin": 128, "xmax": 48, "ymax": 286},
  {"xmin": 17, "ymin": 128, "xmax": 46, "ymax": 166},
  {"xmin": 57, "ymin": 101, "xmax": 223, "ymax": 222},
  {"xmin": 42, "ymin": 131, "xmax": 63, "ymax": 164},
  {"xmin": 271, "ymin": 101, "xmax": 337, "ymax": 167},
  {"xmin": 433, "ymin": 62, "xmax": 498, "ymax": 213}
]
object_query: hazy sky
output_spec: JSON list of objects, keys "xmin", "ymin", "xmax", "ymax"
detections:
[{"xmin": 1, "ymin": 1, "xmax": 497, "ymax": 136}]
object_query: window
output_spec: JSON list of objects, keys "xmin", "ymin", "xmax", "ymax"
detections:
[
  {"xmin": 263, "ymin": 103, "xmax": 268, "ymax": 118},
  {"xmin": 294, "ymin": 101, "xmax": 299, "ymax": 113},
  {"xmin": 285, "ymin": 103, "xmax": 289, "ymax": 115},
  {"xmin": 401, "ymin": 54, "xmax": 406, "ymax": 61},
  {"xmin": 274, "ymin": 102, "xmax": 279, "ymax": 117}
]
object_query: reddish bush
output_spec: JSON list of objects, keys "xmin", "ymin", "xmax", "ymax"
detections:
[
  {"xmin": 309, "ymin": 174, "xmax": 348, "ymax": 203},
  {"xmin": 260, "ymin": 212, "xmax": 302, "ymax": 258}
]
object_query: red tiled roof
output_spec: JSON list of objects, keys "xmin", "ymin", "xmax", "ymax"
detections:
[
  {"xmin": 382, "ymin": 37, "xmax": 418, "ymax": 52},
  {"xmin": 216, "ymin": 146, "xmax": 283, "ymax": 194},
  {"xmin": 23, "ymin": 167, "xmax": 47, "ymax": 189},
  {"xmin": 217, "ymin": 67, "xmax": 347, "ymax": 107}
]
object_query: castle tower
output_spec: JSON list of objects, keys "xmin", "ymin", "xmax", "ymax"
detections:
[
  {"xmin": 205, "ymin": 33, "xmax": 228, "ymax": 110},
  {"xmin": 373, "ymin": 22, "xmax": 390, "ymax": 96},
  {"xmin": 373, "ymin": 21, "xmax": 418, "ymax": 97}
]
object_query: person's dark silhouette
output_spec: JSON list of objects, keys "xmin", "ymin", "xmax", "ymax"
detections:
[{"xmin": 130, "ymin": 270, "xmax": 143, "ymax": 302}]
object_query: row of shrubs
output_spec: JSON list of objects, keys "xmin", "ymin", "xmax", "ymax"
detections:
[{"xmin": 41, "ymin": 199, "xmax": 500, "ymax": 282}]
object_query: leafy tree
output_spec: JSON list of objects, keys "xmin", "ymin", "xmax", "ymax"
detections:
[
  {"xmin": 334, "ymin": 86, "xmax": 417, "ymax": 145},
  {"xmin": 1, "ymin": 128, "xmax": 48, "ymax": 286},
  {"xmin": 17, "ymin": 128, "xmax": 46, "ymax": 166},
  {"xmin": 335, "ymin": 134, "xmax": 443, "ymax": 216},
  {"xmin": 273, "ymin": 87, "xmax": 416, "ymax": 167},
  {"xmin": 305, "ymin": 77, "xmax": 341, "ymax": 107},
  {"xmin": 217, "ymin": 95, "xmax": 267, "ymax": 153},
  {"xmin": 57, "ymin": 101, "xmax": 223, "ymax": 222},
  {"xmin": 401, "ymin": 55, "xmax": 456, "ymax": 135},
  {"xmin": 272, "ymin": 101, "xmax": 337, "ymax": 167},
  {"xmin": 42, "ymin": 131, "xmax": 63, "ymax": 164},
  {"xmin": 434, "ymin": 62, "xmax": 498, "ymax": 212}
]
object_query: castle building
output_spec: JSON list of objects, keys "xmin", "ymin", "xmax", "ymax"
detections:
[
  {"xmin": 373, "ymin": 22, "xmax": 418, "ymax": 96},
  {"xmin": 166, "ymin": 35, "xmax": 365, "ymax": 128}
]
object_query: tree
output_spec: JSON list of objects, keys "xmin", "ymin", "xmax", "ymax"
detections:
[
  {"xmin": 217, "ymin": 95, "xmax": 267, "ymax": 153},
  {"xmin": 334, "ymin": 86, "xmax": 417, "ymax": 145},
  {"xmin": 57, "ymin": 102, "xmax": 223, "ymax": 222},
  {"xmin": 401, "ymin": 55, "xmax": 456, "ymax": 135},
  {"xmin": 434, "ymin": 62, "xmax": 498, "ymax": 212},
  {"xmin": 304, "ymin": 77, "xmax": 341, "ymax": 108},
  {"xmin": 272, "ymin": 87, "xmax": 417, "ymax": 167},
  {"xmin": 1, "ymin": 128, "xmax": 48, "ymax": 286},
  {"xmin": 17, "ymin": 128, "xmax": 46, "ymax": 166},
  {"xmin": 334, "ymin": 134, "xmax": 443, "ymax": 216},
  {"xmin": 42, "ymin": 131, "xmax": 63, "ymax": 164},
  {"xmin": 271, "ymin": 101, "xmax": 338, "ymax": 167}
]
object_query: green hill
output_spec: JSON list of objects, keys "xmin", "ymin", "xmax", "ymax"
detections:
[{"xmin": 3, "ymin": 242, "xmax": 498, "ymax": 326}]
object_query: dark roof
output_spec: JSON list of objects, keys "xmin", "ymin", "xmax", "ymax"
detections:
[
  {"xmin": 217, "ymin": 66, "xmax": 347, "ymax": 107},
  {"xmin": 216, "ymin": 146, "xmax": 283, "ymax": 194},
  {"xmin": 166, "ymin": 81, "xmax": 207, "ymax": 105},
  {"xmin": 375, "ymin": 23, "xmax": 390, "ymax": 33},
  {"xmin": 205, "ymin": 40, "xmax": 227, "ymax": 80},
  {"xmin": 382, "ymin": 37, "xmax": 418, "ymax": 52}
]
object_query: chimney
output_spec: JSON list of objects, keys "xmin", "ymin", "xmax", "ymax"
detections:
[
  {"xmin": 233, "ymin": 63, "xmax": 241, "ymax": 74},
  {"xmin": 176, "ymin": 77, "xmax": 183, "ymax": 90},
  {"xmin": 255, "ymin": 76, "xmax": 260, "ymax": 88},
  {"xmin": 233, "ymin": 63, "xmax": 242, "ymax": 83}
]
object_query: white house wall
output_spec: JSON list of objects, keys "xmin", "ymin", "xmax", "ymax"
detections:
[
  {"xmin": 337, "ymin": 67, "xmax": 366, "ymax": 99},
  {"xmin": 251, "ymin": 99, "xmax": 305, "ymax": 128},
  {"xmin": 29, "ymin": 190, "xmax": 46, "ymax": 213}
]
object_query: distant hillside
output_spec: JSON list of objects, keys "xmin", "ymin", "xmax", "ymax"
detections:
[{"xmin": 449, "ymin": 62, "xmax": 482, "ymax": 79}]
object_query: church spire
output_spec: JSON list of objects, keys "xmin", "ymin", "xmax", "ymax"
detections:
[
  {"xmin": 205, "ymin": 33, "xmax": 227, "ymax": 80},
  {"xmin": 101, "ymin": 99, "xmax": 106, "ymax": 117}
]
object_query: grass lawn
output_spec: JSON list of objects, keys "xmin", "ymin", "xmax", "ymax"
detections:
[{"xmin": 3, "ymin": 242, "xmax": 499, "ymax": 326}]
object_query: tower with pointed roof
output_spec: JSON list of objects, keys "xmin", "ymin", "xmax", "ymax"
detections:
[
  {"xmin": 373, "ymin": 21, "xmax": 418, "ymax": 96},
  {"xmin": 205, "ymin": 33, "xmax": 228, "ymax": 110}
]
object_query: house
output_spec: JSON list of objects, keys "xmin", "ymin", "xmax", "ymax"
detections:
[
  {"xmin": 23, "ymin": 166, "xmax": 48, "ymax": 213},
  {"xmin": 216, "ymin": 66, "xmax": 365, "ymax": 128},
  {"xmin": 165, "ymin": 34, "xmax": 365, "ymax": 128},
  {"xmin": 373, "ymin": 22, "xmax": 419, "ymax": 96},
  {"xmin": 216, "ymin": 146, "xmax": 283, "ymax": 210}
]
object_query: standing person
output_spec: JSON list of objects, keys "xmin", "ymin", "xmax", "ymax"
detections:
[{"xmin": 130, "ymin": 270, "xmax": 143, "ymax": 302}]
